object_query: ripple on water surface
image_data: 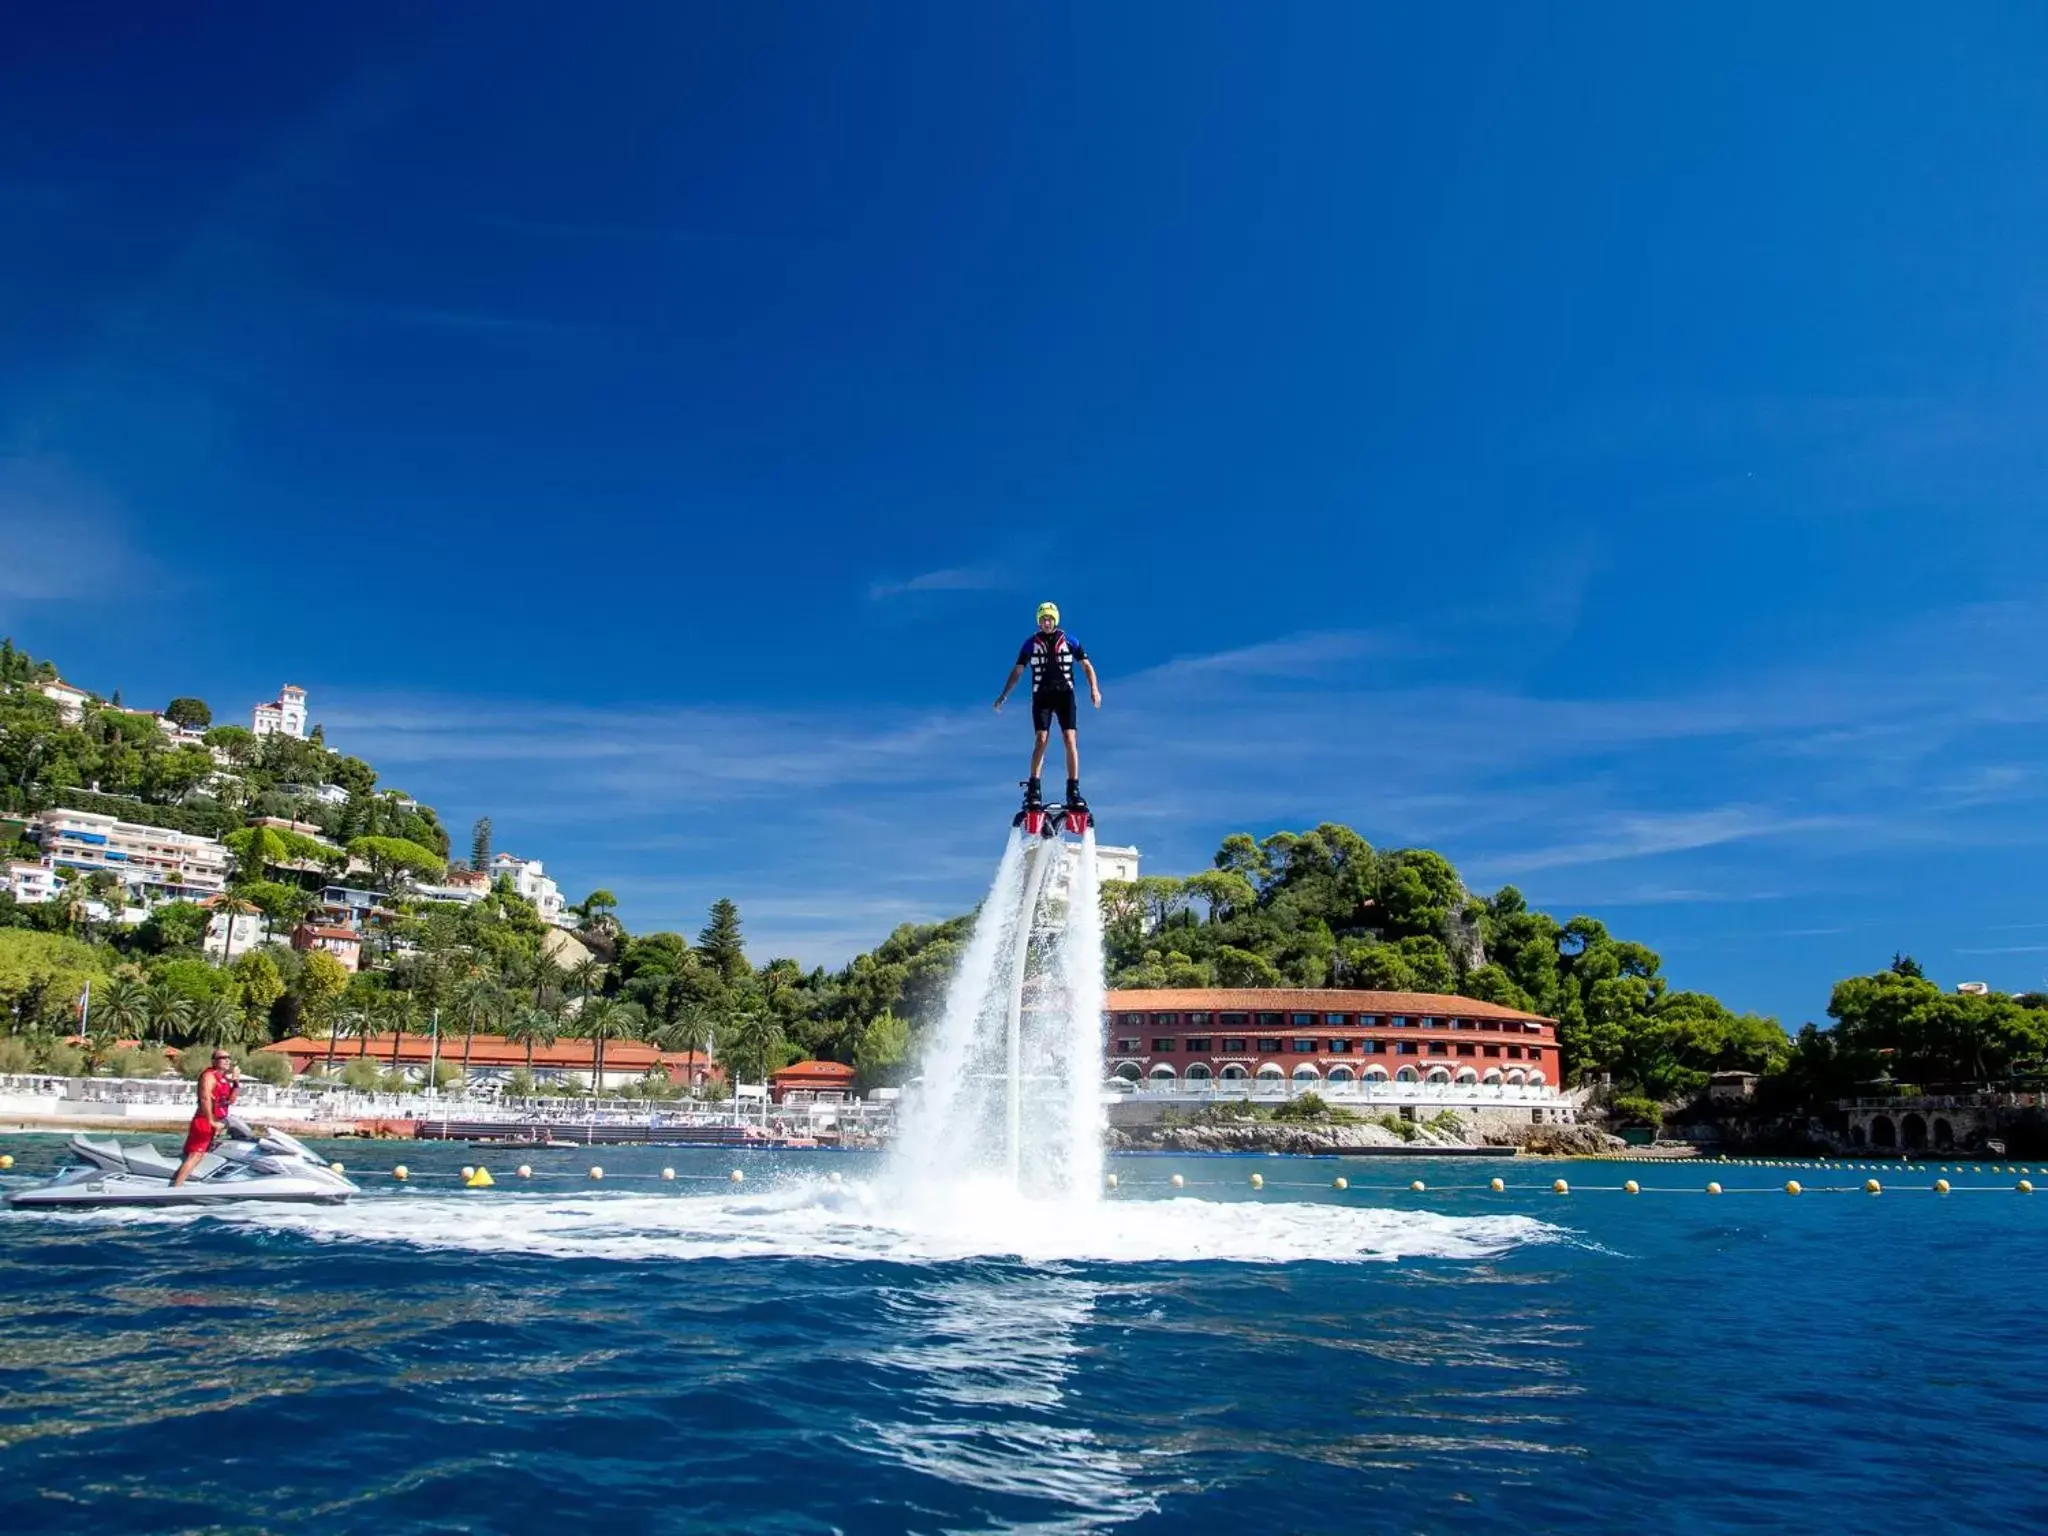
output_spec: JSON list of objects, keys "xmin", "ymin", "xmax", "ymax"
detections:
[{"xmin": 7, "ymin": 1149, "xmax": 2048, "ymax": 1535}]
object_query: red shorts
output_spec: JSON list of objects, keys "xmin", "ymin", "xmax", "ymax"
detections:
[{"xmin": 182, "ymin": 1117, "xmax": 218, "ymax": 1158}]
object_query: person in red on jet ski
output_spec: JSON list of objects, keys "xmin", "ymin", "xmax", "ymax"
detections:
[
  {"xmin": 171, "ymin": 1049, "xmax": 238, "ymax": 1186},
  {"xmin": 993, "ymin": 600, "xmax": 1102, "ymax": 816}
]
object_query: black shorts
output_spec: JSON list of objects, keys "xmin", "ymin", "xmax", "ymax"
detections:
[{"xmin": 1032, "ymin": 691, "xmax": 1078, "ymax": 732}]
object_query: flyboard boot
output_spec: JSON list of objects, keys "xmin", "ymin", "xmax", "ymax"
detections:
[
  {"xmin": 1013, "ymin": 778, "xmax": 1047, "ymax": 837},
  {"xmin": 1062, "ymin": 778, "xmax": 1091, "ymax": 836}
]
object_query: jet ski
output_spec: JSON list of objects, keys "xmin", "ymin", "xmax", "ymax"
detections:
[{"xmin": 5, "ymin": 1115, "xmax": 357, "ymax": 1209}]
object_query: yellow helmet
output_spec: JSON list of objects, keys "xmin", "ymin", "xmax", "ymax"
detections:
[{"xmin": 1036, "ymin": 601, "xmax": 1060, "ymax": 624}]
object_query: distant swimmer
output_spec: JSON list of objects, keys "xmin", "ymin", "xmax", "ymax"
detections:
[{"xmin": 993, "ymin": 600, "xmax": 1101, "ymax": 833}]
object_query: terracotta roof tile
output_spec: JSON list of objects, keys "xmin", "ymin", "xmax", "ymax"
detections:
[{"xmin": 1105, "ymin": 987, "xmax": 1555, "ymax": 1024}]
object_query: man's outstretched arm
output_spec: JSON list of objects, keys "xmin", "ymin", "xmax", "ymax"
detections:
[
  {"xmin": 994, "ymin": 663, "xmax": 1026, "ymax": 710},
  {"xmin": 1081, "ymin": 658, "xmax": 1102, "ymax": 707}
]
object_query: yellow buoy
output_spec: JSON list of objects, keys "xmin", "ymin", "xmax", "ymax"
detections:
[
  {"xmin": 1934, "ymin": 1178, "xmax": 1951, "ymax": 1194},
  {"xmin": 1489, "ymin": 1177, "xmax": 1505, "ymax": 1193},
  {"xmin": 1410, "ymin": 1179, "xmax": 1426, "ymax": 1193},
  {"xmin": 517, "ymin": 1164, "xmax": 532, "ymax": 1179},
  {"xmin": 1706, "ymin": 1181, "xmax": 1723, "ymax": 1195},
  {"xmin": 329, "ymin": 1162, "xmax": 345, "ymax": 1174},
  {"xmin": 460, "ymin": 1165, "xmax": 475, "ymax": 1180},
  {"xmin": 729, "ymin": 1168, "xmax": 744, "ymax": 1183},
  {"xmin": 1552, "ymin": 1178, "xmax": 1569, "ymax": 1195},
  {"xmin": 661, "ymin": 1167, "xmax": 676, "ymax": 1181},
  {"xmin": 1170, "ymin": 1173, "xmax": 1185, "ymax": 1189},
  {"xmin": 1249, "ymin": 1173, "xmax": 1264, "ymax": 1190},
  {"xmin": 589, "ymin": 1165, "xmax": 604, "ymax": 1181},
  {"xmin": 2018, "ymin": 1180, "xmax": 2034, "ymax": 1194},
  {"xmin": 1105, "ymin": 1173, "xmax": 1119, "ymax": 1190},
  {"xmin": 1785, "ymin": 1181, "xmax": 1802, "ymax": 1196},
  {"xmin": 393, "ymin": 1165, "xmax": 409, "ymax": 1181},
  {"xmin": 1865, "ymin": 1178, "xmax": 1882, "ymax": 1194},
  {"xmin": 1624, "ymin": 1179, "xmax": 1640, "ymax": 1195},
  {"xmin": 0, "ymin": 1154, "xmax": 12, "ymax": 1170},
  {"xmin": 1332, "ymin": 1176, "xmax": 1348, "ymax": 1191},
  {"xmin": 465, "ymin": 1167, "xmax": 495, "ymax": 1188}
]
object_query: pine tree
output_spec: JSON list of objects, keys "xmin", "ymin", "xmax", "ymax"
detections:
[
  {"xmin": 698, "ymin": 899, "xmax": 748, "ymax": 982},
  {"xmin": 471, "ymin": 817, "xmax": 492, "ymax": 874}
]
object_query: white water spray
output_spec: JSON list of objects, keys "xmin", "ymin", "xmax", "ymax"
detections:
[{"xmin": 889, "ymin": 827, "xmax": 1108, "ymax": 1205}]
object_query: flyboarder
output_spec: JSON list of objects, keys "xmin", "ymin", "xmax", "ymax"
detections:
[{"xmin": 994, "ymin": 600, "xmax": 1101, "ymax": 832}]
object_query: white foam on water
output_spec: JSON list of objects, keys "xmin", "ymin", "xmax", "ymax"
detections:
[{"xmin": 149, "ymin": 1176, "xmax": 1566, "ymax": 1267}]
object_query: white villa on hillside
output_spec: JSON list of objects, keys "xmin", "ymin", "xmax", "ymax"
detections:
[
  {"xmin": 252, "ymin": 684, "xmax": 308, "ymax": 739},
  {"xmin": 37, "ymin": 678, "xmax": 92, "ymax": 723},
  {"xmin": 490, "ymin": 851, "xmax": 566, "ymax": 926}
]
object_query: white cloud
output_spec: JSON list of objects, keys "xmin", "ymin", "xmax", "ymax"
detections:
[{"xmin": 867, "ymin": 566, "xmax": 1003, "ymax": 600}]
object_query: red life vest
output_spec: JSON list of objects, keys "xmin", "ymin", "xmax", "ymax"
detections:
[{"xmin": 207, "ymin": 1069, "xmax": 238, "ymax": 1123}]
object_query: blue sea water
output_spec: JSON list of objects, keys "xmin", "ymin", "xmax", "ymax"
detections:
[{"xmin": 4, "ymin": 1138, "xmax": 2046, "ymax": 1536}]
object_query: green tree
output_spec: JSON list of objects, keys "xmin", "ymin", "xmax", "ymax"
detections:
[
  {"xmin": 853, "ymin": 1008, "xmax": 912, "ymax": 1088},
  {"xmin": 186, "ymin": 994, "xmax": 244, "ymax": 1050},
  {"xmin": 164, "ymin": 697, "xmax": 212, "ymax": 729},
  {"xmin": 715, "ymin": 1008, "xmax": 786, "ymax": 1090},
  {"xmin": 578, "ymin": 997, "xmax": 646, "ymax": 1095},
  {"xmin": 92, "ymin": 975, "xmax": 151, "ymax": 1041},
  {"xmin": 470, "ymin": 816, "xmax": 492, "ymax": 874},
  {"xmin": 231, "ymin": 951, "xmax": 286, "ymax": 1034},
  {"xmin": 451, "ymin": 971, "xmax": 505, "ymax": 1081},
  {"xmin": 698, "ymin": 899, "xmax": 748, "ymax": 982},
  {"xmin": 137, "ymin": 901, "xmax": 206, "ymax": 950},
  {"xmin": 505, "ymin": 1006, "xmax": 558, "ymax": 1073},
  {"xmin": 346, "ymin": 835, "xmax": 445, "ymax": 891}
]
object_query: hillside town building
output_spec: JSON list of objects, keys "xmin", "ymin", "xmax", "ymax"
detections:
[
  {"xmin": 28, "ymin": 807, "xmax": 229, "ymax": 902},
  {"xmin": 1103, "ymin": 987, "xmax": 1565, "ymax": 1102},
  {"xmin": 490, "ymin": 851, "xmax": 566, "ymax": 926},
  {"xmin": 1, "ymin": 858, "xmax": 60, "ymax": 904},
  {"xmin": 36, "ymin": 678, "xmax": 92, "ymax": 723},
  {"xmin": 252, "ymin": 683, "xmax": 308, "ymax": 739}
]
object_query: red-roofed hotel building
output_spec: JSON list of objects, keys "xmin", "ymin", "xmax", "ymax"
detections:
[{"xmin": 1103, "ymin": 988, "xmax": 1569, "ymax": 1116}]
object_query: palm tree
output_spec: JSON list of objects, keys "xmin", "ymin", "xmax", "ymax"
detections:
[
  {"xmin": 504, "ymin": 1006, "xmax": 558, "ymax": 1074},
  {"xmin": 716, "ymin": 1009, "xmax": 786, "ymax": 1094},
  {"xmin": 144, "ymin": 984, "xmax": 193, "ymax": 1045},
  {"xmin": 93, "ymin": 976, "xmax": 150, "ymax": 1043},
  {"xmin": 651, "ymin": 1003, "xmax": 712, "ymax": 1092},
  {"xmin": 381, "ymin": 992, "xmax": 420, "ymax": 1070},
  {"xmin": 566, "ymin": 957, "xmax": 605, "ymax": 1009},
  {"xmin": 523, "ymin": 951, "xmax": 566, "ymax": 1013},
  {"xmin": 578, "ymin": 998, "xmax": 645, "ymax": 1098},
  {"xmin": 187, "ymin": 995, "xmax": 243, "ymax": 1051},
  {"xmin": 212, "ymin": 892, "xmax": 259, "ymax": 968},
  {"xmin": 451, "ymin": 972, "xmax": 504, "ymax": 1082},
  {"xmin": 336, "ymin": 1003, "xmax": 378, "ymax": 1063}
]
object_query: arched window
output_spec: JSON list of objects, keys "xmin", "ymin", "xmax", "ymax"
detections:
[
  {"xmin": 1454, "ymin": 1067, "xmax": 1478, "ymax": 1084},
  {"xmin": 1362, "ymin": 1066, "xmax": 1389, "ymax": 1081},
  {"xmin": 1219, "ymin": 1063, "xmax": 1249, "ymax": 1081},
  {"xmin": 1113, "ymin": 1063, "xmax": 1141, "ymax": 1083},
  {"xmin": 1185, "ymin": 1062, "xmax": 1213, "ymax": 1081},
  {"xmin": 1326, "ymin": 1065, "xmax": 1354, "ymax": 1083},
  {"xmin": 1255, "ymin": 1063, "xmax": 1285, "ymax": 1081},
  {"xmin": 1291, "ymin": 1064, "xmax": 1320, "ymax": 1082},
  {"xmin": 1505, "ymin": 1069, "xmax": 1526, "ymax": 1086},
  {"xmin": 1527, "ymin": 1069, "xmax": 1546, "ymax": 1086},
  {"xmin": 1481, "ymin": 1069, "xmax": 1503, "ymax": 1084},
  {"xmin": 1148, "ymin": 1063, "xmax": 1177, "ymax": 1081},
  {"xmin": 1424, "ymin": 1067, "xmax": 1451, "ymax": 1084},
  {"xmin": 1395, "ymin": 1066, "xmax": 1419, "ymax": 1083}
]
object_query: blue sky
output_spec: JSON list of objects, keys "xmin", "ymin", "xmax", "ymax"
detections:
[{"xmin": 4, "ymin": 5, "xmax": 2046, "ymax": 1021}]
